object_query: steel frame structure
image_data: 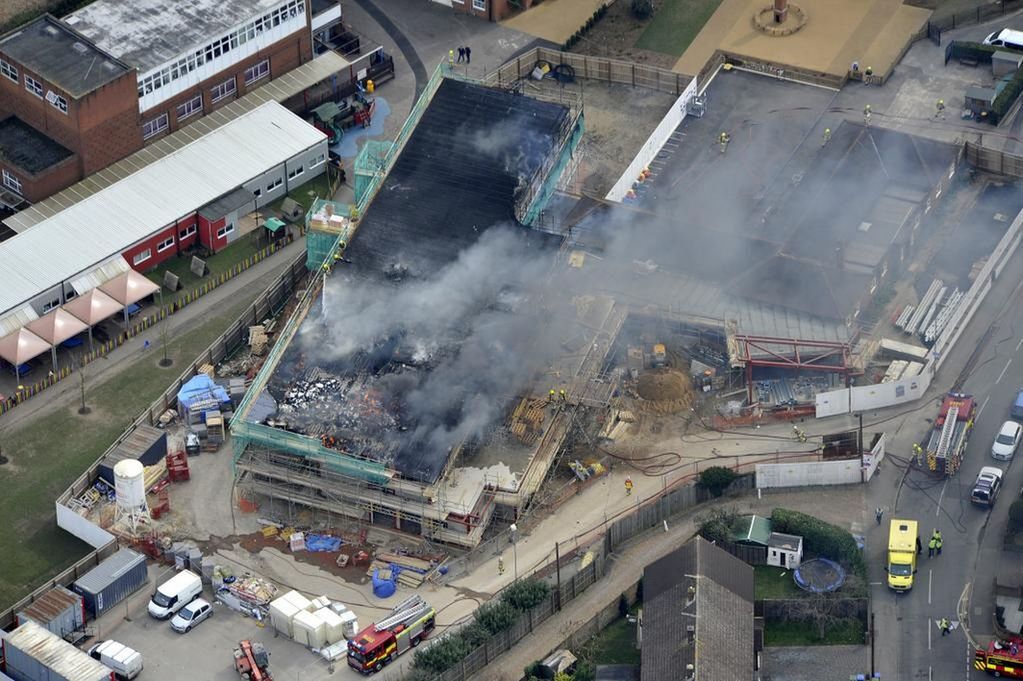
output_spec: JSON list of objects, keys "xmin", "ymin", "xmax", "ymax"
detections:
[{"xmin": 733, "ymin": 334, "xmax": 852, "ymax": 404}]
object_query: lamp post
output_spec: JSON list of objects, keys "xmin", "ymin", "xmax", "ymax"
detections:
[
  {"xmin": 509, "ymin": 523, "xmax": 519, "ymax": 581},
  {"xmin": 158, "ymin": 289, "xmax": 172, "ymax": 367}
]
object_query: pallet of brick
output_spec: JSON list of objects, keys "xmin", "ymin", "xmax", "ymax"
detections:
[{"xmin": 377, "ymin": 553, "xmax": 433, "ymax": 573}]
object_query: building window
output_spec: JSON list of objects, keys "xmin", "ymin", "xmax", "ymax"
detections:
[
  {"xmin": 266, "ymin": 177, "xmax": 282, "ymax": 192},
  {"xmin": 46, "ymin": 91, "xmax": 68, "ymax": 114},
  {"xmin": 287, "ymin": 165, "xmax": 303, "ymax": 180},
  {"xmin": 210, "ymin": 76, "xmax": 236, "ymax": 103},
  {"xmin": 472, "ymin": 0, "xmax": 485, "ymax": 10},
  {"xmin": 157, "ymin": 236, "xmax": 175, "ymax": 253},
  {"xmin": 133, "ymin": 249, "xmax": 152, "ymax": 266},
  {"xmin": 2, "ymin": 169, "xmax": 22, "ymax": 194},
  {"xmin": 41, "ymin": 298, "xmax": 62, "ymax": 313},
  {"xmin": 176, "ymin": 94, "xmax": 203, "ymax": 121},
  {"xmin": 310, "ymin": 154, "xmax": 325, "ymax": 168},
  {"xmin": 0, "ymin": 59, "xmax": 16, "ymax": 83},
  {"xmin": 253, "ymin": 188, "xmax": 262, "ymax": 197},
  {"xmin": 216, "ymin": 223, "xmax": 235, "ymax": 239},
  {"xmin": 24, "ymin": 75, "xmax": 43, "ymax": 98},
  {"xmin": 244, "ymin": 59, "xmax": 270, "ymax": 85},
  {"xmin": 179, "ymin": 224, "xmax": 197, "ymax": 240},
  {"xmin": 142, "ymin": 113, "xmax": 169, "ymax": 140}
]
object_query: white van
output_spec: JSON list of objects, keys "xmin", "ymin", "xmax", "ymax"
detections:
[
  {"xmin": 147, "ymin": 570, "xmax": 203, "ymax": 619},
  {"xmin": 983, "ymin": 28, "xmax": 1023, "ymax": 50},
  {"xmin": 88, "ymin": 640, "xmax": 143, "ymax": 680}
]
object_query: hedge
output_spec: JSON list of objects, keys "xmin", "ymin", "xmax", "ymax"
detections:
[
  {"xmin": 951, "ymin": 41, "xmax": 998, "ymax": 63},
  {"xmin": 771, "ymin": 508, "xmax": 864, "ymax": 573},
  {"xmin": 994, "ymin": 66, "xmax": 1023, "ymax": 116}
]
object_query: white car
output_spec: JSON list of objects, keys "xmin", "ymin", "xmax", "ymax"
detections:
[
  {"xmin": 992, "ymin": 421, "xmax": 1023, "ymax": 460},
  {"xmin": 170, "ymin": 598, "xmax": 213, "ymax": 633}
]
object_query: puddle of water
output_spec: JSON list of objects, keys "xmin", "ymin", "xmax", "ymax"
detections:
[{"xmin": 331, "ymin": 97, "xmax": 393, "ymax": 159}]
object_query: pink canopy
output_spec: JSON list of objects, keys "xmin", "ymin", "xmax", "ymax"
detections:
[
  {"xmin": 0, "ymin": 328, "xmax": 51, "ymax": 367},
  {"xmin": 63, "ymin": 289, "xmax": 123, "ymax": 325},
  {"xmin": 99, "ymin": 270, "xmax": 160, "ymax": 306},
  {"xmin": 25, "ymin": 309, "xmax": 89, "ymax": 345}
]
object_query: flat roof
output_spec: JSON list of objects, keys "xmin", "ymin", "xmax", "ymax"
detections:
[
  {"xmin": 0, "ymin": 15, "xmax": 130, "ymax": 99},
  {"xmin": 199, "ymin": 187, "xmax": 256, "ymax": 220},
  {"xmin": 0, "ymin": 116, "xmax": 74, "ymax": 174},
  {"xmin": 65, "ymin": 0, "xmax": 292, "ymax": 73},
  {"xmin": 4, "ymin": 52, "xmax": 348, "ymax": 234},
  {"xmin": 0, "ymin": 100, "xmax": 325, "ymax": 317}
]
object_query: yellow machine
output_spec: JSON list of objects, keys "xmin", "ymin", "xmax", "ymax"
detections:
[
  {"xmin": 887, "ymin": 519, "xmax": 918, "ymax": 591},
  {"xmin": 651, "ymin": 343, "xmax": 667, "ymax": 368}
]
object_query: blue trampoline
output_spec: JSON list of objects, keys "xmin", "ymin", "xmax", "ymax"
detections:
[{"xmin": 794, "ymin": 558, "xmax": 846, "ymax": 593}]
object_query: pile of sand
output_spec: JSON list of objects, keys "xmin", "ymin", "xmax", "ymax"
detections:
[{"xmin": 635, "ymin": 369, "xmax": 695, "ymax": 414}]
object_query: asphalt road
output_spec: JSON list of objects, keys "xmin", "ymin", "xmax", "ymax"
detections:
[{"xmin": 868, "ymin": 243, "xmax": 1023, "ymax": 680}]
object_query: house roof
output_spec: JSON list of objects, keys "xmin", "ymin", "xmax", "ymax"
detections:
[
  {"xmin": 732, "ymin": 514, "xmax": 773, "ymax": 546},
  {"xmin": 641, "ymin": 536, "xmax": 754, "ymax": 681},
  {"xmin": 768, "ymin": 532, "xmax": 803, "ymax": 552},
  {"xmin": 0, "ymin": 100, "xmax": 324, "ymax": 318}
]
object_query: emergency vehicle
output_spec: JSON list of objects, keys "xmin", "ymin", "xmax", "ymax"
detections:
[
  {"xmin": 975, "ymin": 638, "xmax": 1023, "ymax": 677},
  {"xmin": 347, "ymin": 595, "xmax": 435, "ymax": 674}
]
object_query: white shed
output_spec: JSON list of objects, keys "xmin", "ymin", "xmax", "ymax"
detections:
[{"xmin": 767, "ymin": 532, "xmax": 803, "ymax": 569}]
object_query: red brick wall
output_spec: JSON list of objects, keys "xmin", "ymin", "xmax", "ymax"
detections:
[
  {"xmin": 145, "ymin": 28, "xmax": 314, "ymax": 136},
  {"xmin": 0, "ymin": 156, "xmax": 80, "ymax": 203},
  {"xmin": 76, "ymin": 75, "xmax": 144, "ymax": 175}
]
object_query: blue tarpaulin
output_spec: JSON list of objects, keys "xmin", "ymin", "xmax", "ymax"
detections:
[
  {"xmin": 305, "ymin": 534, "xmax": 343, "ymax": 552},
  {"xmin": 177, "ymin": 374, "xmax": 230, "ymax": 414}
]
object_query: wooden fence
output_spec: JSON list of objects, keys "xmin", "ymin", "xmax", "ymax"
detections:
[{"xmin": 965, "ymin": 142, "xmax": 1023, "ymax": 177}]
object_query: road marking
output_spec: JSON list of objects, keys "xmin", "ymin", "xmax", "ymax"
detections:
[
  {"xmin": 937, "ymin": 479, "xmax": 948, "ymax": 515},
  {"xmin": 928, "ymin": 569, "xmax": 932, "ymax": 604},
  {"xmin": 928, "ymin": 622, "xmax": 932, "ymax": 650},
  {"xmin": 1016, "ymin": 336, "xmax": 1023, "ymax": 353},
  {"xmin": 997, "ymin": 358, "xmax": 1013, "ymax": 385},
  {"xmin": 978, "ymin": 395, "xmax": 991, "ymax": 419}
]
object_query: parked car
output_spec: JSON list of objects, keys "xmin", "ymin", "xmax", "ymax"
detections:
[
  {"xmin": 88, "ymin": 640, "xmax": 143, "ymax": 680},
  {"xmin": 993, "ymin": 421, "xmax": 1023, "ymax": 460},
  {"xmin": 170, "ymin": 598, "xmax": 213, "ymax": 633},
  {"xmin": 971, "ymin": 466, "xmax": 1004, "ymax": 507},
  {"xmin": 1014, "ymin": 388, "xmax": 1023, "ymax": 420}
]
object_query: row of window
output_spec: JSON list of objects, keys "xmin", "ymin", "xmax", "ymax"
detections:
[
  {"xmin": 131, "ymin": 221, "xmax": 235, "ymax": 266},
  {"xmin": 136, "ymin": 0, "xmax": 302, "ymax": 98},
  {"xmin": 2, "ymin": 58, "xmax": 68, "ymax": 115},
  {"xmin": 453, "ymin": 0, "xmax": 487, "ymax": 9},
  {"xmin": 2, "ymin": 168, "xmax": 22, "ymax": 194}
]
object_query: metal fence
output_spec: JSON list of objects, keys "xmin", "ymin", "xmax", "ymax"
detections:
[{"xmin": 926, "ymin": 0, "xmax": 1023, "ymax": 45}]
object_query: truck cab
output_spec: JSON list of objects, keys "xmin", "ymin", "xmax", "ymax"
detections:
[{"xmin": 887, "ymin": 519, "xmax": 918, "ymax": 591}]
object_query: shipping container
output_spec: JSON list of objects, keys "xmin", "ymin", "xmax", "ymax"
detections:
[
  {"xmin": 97, "ymin": 426, "xmax": 167, "ymax": 485},
  {"xmin": 16, "ymin": 587, "xmax": 86, "ymax": 640},
  {"xmin": 2, "ymin": 621, "xmax": 112, "ymax": 681},
  {"xmin": 72, "ymin": 550, "xmax": 147, "ymax": 618}
]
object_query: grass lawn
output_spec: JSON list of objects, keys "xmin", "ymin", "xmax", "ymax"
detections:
[
  {"xmin": 578, "ymin": 603, "xmax": 641, "ymax": 667},
  {"xmin": 0, "ymin": 293, "xmax": 262, "ymax": 610},
  {"xmin": 754, "ymin": 565, "xmax": 803, "ymax": 599},
  {"xmin": 147, "ymin": 231, "xmax": 268, "ymax": 291},
  {"xmin": 765, "ymin": 619, "xmax": 865, "ymax": 646},
  {"xmin": 268, "ymin": 172, "xmax": 334, "ymax": 216},
  {"xmin": 635, "ymin": 0, "xmax": 723, "ymax": 57}
]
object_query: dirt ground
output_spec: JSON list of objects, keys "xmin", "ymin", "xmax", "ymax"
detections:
[{"xmin": 571, "ymin": 0, "xmax": 679, "ymax": 69}]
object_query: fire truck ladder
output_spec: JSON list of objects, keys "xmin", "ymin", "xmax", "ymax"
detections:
[
  {"xmin": 932, "ymin": 405, "xmax": 959, "ymax": 474},
  {"xmin": 374, "ymin": 595, "xmax": 431, "ymax": 632}
]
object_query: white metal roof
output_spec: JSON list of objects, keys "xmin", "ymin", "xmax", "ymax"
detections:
[
  {"xmin": 0, "ymin": 100, "xmax": 325, "ymax": 317},
  {"xmin": 4, "ymin": 620, "xmax": 113, "ymax": 681}
]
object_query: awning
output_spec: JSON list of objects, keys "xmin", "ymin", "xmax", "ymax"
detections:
[
  {"xmin": 265, "ymin": 217, "xmax": 287, "ymax": 233},
  {"xmin": 70, "ymin": 256, "xmax": 131, "ymax": 296},
  {"xmin": 0, "ymin": 327, "xmax": 51, "ymax": 367},
  {"xmin": 0, "ymin": 304, "xmax": 39, "ymax": 337},
  {"xmin": 62, "ymin": 288, "xmax": 123, "ymax": 325},
  {"xmin": 25, "ymin": 309, "xmax": 89, "ymax": 345},
  {"xmin": 199, "ymin": 187, "xmax": 256, "ymax": 221},
  {"xmin": 99, "ymin": 270, "xmax": 160, "ymax": 306}
]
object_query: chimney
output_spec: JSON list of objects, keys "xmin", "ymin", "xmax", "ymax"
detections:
[
  {"xmin": 774, "ymin": 0, "xmax": 788, "ymax": 22},
  {"xmin": 835, "ymin": 242, "xmax": 845, "ymax": 270}
]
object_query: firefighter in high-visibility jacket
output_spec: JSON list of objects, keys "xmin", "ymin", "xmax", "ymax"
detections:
[{"xmin": 625, "ymin": 476, "xmax": 634, "ymax": 496}]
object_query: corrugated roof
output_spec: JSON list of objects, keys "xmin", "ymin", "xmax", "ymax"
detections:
[
  {"xmin": 732, "ymin": 514, "xmax": 773, "ymax": 546},
  {"xmin": 72, "ymin": 549, "xmax": 146, "ymax": 593},
  {"xmin": 4, "ymin": 51, "xmax": 347, "ymax": 234},
  {"xmin": 0, "ymin": 100, "xmax": 325, "ymax": 317},
  {"xmin": 4, "ymin": 620, "xmax": 112, "ymax": 681}
]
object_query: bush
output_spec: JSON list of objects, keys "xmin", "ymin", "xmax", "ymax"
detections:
[
  {"xmin": 502, "ymin": 578, "xmax": 551, "ymax": 612},
  {"xmin": 412, "ymin": 631, "xmax": 469, "ymax": 674},
  {"xmin": 574, "ymin": 661, "xmax": 596, "ymax": 681},
  {"xmin": 475, "ymin": 600, "xmax": 520, "ymax": 635},
  {"xmin": 460, "ymin": 621, "xmax": 490, "ymax": 648},
  {"xmin": 698, "ymin": 466, "xmax": 738, "ymax": 497},
  {"xmin": 771, "ymin": 508, "xmax": 864, "ymax": 572},
  {"xmin": 1009, "ymin": 500, "xmax": 1023, "ymax": 531},
  {"xmin": 697, "ymin": 507, "xmax": 740, "ymax": 544},
  {"xmin": 631, "ymin": 0, "xmax": 653, "ymax": 19},
  {"xmin": 994, "ymin": 66, "xmax": 1023, "ymax": 117}
]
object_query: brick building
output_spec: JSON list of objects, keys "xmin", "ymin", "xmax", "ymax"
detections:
[
  {"xmin": 0, "ymin": 0, "xmax": 316, "ymax": 208},
  {"xmin": 437, "ymin": 0, "xmax": 531, "ymax": 22},
  {"xmin": 0, "ymin": 16, "xmax": 140, "ymax": 205}
]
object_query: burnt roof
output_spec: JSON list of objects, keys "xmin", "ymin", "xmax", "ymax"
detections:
[
  {"xmin": 0, "ymin": 15, "xmax": 130, "ymax": 99},
  {"xmin": 642, "ymin": 537, "xmax": 754, "ymax": 681},
  {"xmin": 0, "ymin": 116, "xmax": 74, "ymax": 174}
]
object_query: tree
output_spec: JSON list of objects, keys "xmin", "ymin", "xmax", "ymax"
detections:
[
  {"xmin": 501, "ymin": 578, "xmax": 550, "ymax": 612},
  {"xmin": 775, "ymin": 592, "xmax": 862, "ymax": 642},
  {"xmin": 697, "ymin": 507, "xmax": 740, "ymax": 544},
  {"xmin": 411, "ymin": 632, "xmax": 468, "ymax": 674},
  {"xmin": 460, "ymin": 621, "xmax": 489, "ymax": 648},
  {"xmin": 475, "ymin": 600, "xmax": 519, "ymax": 635},
  {"xmin": 631, "ymin": 0, "xmax": 653, "ymax": 19},
  {"xmin": 698, "ymin": 466, "xmax": 737, "ymax": 497}
]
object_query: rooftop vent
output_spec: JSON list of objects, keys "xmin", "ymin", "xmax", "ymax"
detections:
[
  {"xmin": 65, "ymin": 16, "xmax": 80, "ymax": 25},
  {"xmin": 72, "ymin": 42, "xmax": 88, "ymax": 54},
  {"xmin": 43, "ymin": 24, "xmax": 60, "ymax": 36},
  {"xmin": 101, "ymin": 61, "xmax": 118, "ymax": 72}
]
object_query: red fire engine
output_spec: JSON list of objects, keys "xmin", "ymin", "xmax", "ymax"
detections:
[
  {"xmin": 975, "ymin": 639, "xmax": 1023, "ymax": 677},
  {"xmin": 348, "ymin": 595, "xmax": 435, "ymax": 674}
]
